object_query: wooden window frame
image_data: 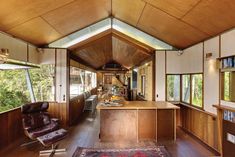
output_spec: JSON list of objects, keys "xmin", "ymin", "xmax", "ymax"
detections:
[{"xmin": 166, "ymin": 74, "xmax": 181, "ymax": 102}]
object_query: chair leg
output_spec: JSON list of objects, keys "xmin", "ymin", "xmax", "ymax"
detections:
[
  {"xmin": 21, "ymin": 140, "xmax": 38, "ymax": 147},
  {"xmin": 39, "ymin": 144, "xmax": 66, "ymax": 157}
]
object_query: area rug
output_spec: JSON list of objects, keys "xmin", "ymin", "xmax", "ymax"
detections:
[{"xmin": 72, "ymin": 146, "xmax": 171, "ymax": 157}]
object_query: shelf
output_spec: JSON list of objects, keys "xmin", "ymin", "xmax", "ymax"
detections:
[
  {"xmin": 221, "ymin": 67, "xmax": 235, "ymax": 72},
  {"xmin": 213, "ymin": 104, "xmax": 235, "ymax": 113},
  {"xmin": 217, "ymin": 55, "xmax": 235, "ymax": 60}
]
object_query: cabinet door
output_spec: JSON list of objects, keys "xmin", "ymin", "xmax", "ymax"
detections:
[{"xmin": 0, "ymin": 33, "xmax": 27, "ymax": 62}]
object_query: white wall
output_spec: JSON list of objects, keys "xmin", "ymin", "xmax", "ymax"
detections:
[
  {"xmin": 167, "ymin": 43, "xmax": 203, "ymax": 74},
  {"xmin": 155, "ymin": 51, "xmax": 166, "ymax": 101},
  {"xmin": 0, "ymin": 32, "xmax": 39, "ymax": 64},
  {"xmin": 204, "ymin": 36, "xmax": 220, "ymax": 114},
  {"xmin": 155, "ymin": 28, "xmax": 235, "ymax": 114}
]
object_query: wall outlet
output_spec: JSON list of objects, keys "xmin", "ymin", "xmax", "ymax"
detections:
[{"xmin": 227, "ymin": 133, "xmax": 235, "ymax": 144}]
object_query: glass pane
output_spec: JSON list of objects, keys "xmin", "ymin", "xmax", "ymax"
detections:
[
  {"xmin": 91, "ymin": 72, "xmax": 97, "ymax": 88},
  {"xmin": 29, "ymin": 64, "xmax": 55, "ymax": 101},
  {"xmin": 192, "ymin": 74, "xmax": 203, "ymax": 107},
  {"xmin": 222, "ymin": 71, "xmax": 235, "ymax": 102},
  {"xmin": 0, "ymin": 69, "xmax": 31, "ymax": 113},
  {"xmin": 167, "ymin": 75, "xmax": 180, "ymax": 101},
  {"xmin": 70, "ymin": 67, "xmax": 85, "ymax": 98},
  {"xmin": 182, "ymin": 75, "xmax": 190, "ymax": 103},
  {"xmin": 85, "ymin": 71, "xmax": 92, "ymax": 91}
]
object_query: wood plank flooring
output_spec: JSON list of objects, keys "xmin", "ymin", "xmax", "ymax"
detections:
[{"xmin": 0, "ymin": 111, "xmax": 219, "ymax": 157}]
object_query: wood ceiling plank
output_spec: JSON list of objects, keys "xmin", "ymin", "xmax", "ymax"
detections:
[
  {"xmin": 112, "ymin": 37, "xmax": 149, "ymax": 69},
  {"xmin": 137, "ymin": 4, "xmax": 208, "ymax": 49},
  {"xmin": 42, "ymin": 0, "xmax": 111, "ymax": 35},
  {"xmin": 112, "ymin": 29, "xmax": 153, "ymax": 55},
  {"xmin": 112, "ymin": 0, "xmax": 146, "ymax": 26},
  {"xmin": 0, "ymin": 0, "xmax": 74, "ymax": 31},
  {"xmin": 69, "ymin": 29, "xmax": 112, "ymax": 50},
  {"xmin": 182, "ymin": 0, "xmax": 235, "ymax": 36},
  {"xmin": 74, "ymin": 35, "xmax": 112, "ymax": 69},
  {"xmin": 143, "ymin": 0, "xmax": 200, "ymax": 19},
  {"xmin": 7, "ymin": 17, "xmax": 62, "ymax": 45}
]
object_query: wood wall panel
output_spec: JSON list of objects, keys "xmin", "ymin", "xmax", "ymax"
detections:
[
  {"xmin": 69, "ymin": 94, "xmax": 85, "ymax": 126},
  {"xmin": 47, "ymin": 102, "xmax": 68, "ymax": 127},
  {"xmin": 138, "ymin": 110, "xmax": 156, "ymax": 140},
  {"xmin": 100, "ymin": 110, "xmax": 137, "ymax": 142},
  {"xmin": 0, "ymin": 108, "xmax": 23, "ymax": 150},
  {"xmin": 179, "ymin": 104, "xmax": 219, "ymax": 151},
  {"xmin": 157, "ymin": 109, "xmax": 174, "ymax": 141}
]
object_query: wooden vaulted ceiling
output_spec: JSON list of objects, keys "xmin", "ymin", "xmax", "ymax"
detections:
[
  {"xmin": 0, "ymin": 0, "xmax": 234, "ymax": 49},
  {"xmin": 71, "ymin": 30, "xmax": 152, "ymax": 70}
]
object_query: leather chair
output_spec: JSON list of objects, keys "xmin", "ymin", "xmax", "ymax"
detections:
[
  {"xmin": 21, "ymin": 102, "xmax": 67, "ymax": 156},
  {"xmin": 21, "ymin": 102, "xmax": 59, "ymax": 140}
]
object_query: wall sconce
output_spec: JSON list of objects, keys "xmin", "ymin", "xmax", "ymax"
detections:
[
  {"xmin": 205, "ymin": 52, "xmax": 213, "ymax": 60},
  {"xmin": 0, "ymin": 48, "xmax": 10, "ymax": 63}
]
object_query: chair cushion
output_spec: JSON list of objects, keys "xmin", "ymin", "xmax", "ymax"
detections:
[
  {"xmin": 37, "ymin": 129, "xmax": 68, "ymax": 146},
  {"xmin": 28, "ymin": 121, "xmax": 59, "ymax": 139}
]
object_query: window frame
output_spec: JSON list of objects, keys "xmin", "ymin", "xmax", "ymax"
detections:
[
  {"xmin": 181, "ymin": 74, "xmax": 191, "ymax": 104},
  {"xmin": 166, "ymin": 74, "xmax": 181, "ymax": 102},
  {"xmin": 191, "ymin": 73, "xmax": 203, "ymax": 109}
]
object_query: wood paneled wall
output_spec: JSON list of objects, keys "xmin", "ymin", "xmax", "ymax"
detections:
[
  {"xmin": 179, "ymin": 104, "xmax": 219, "ymax": 152},
  {"xmin": 0, "ymin": 108, "xmax": 23, "ymax": 150},
  {"xmin": 69, "ymin": 88, "xmax": 97, "ymax": 126},
  {"xmin": 47, "ymin": 102, "xmax": 68, "ymax": 127},
  {"xmin": 69, "ymin": 94, "xmax": 85, "ymax": 126}
]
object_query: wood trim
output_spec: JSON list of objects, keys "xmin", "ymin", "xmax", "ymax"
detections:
[
  {"xmin": 219, "ymin": 35, "xmax": 221, "ymax": 105},
  {"xmin": 54, "ymin": 48, "xmax": 57, "ymax": 102},
  {"xmin": 152, "ymin": 52, "xmax": 156, "ymax": 101},
  {"xmin": 202, "ymin": 41, "xmax": 205, "ymax": 110}
]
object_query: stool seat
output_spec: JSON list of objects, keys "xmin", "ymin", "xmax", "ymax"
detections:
[{"xmin": 37, "ymin": 129, "xmax": 67, "ymax": 147}]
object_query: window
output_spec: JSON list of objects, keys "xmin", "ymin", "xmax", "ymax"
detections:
[
  {"xmin": 141, "ymin": 75, "xmax": 146, "ymax": 96},
  {"xmin": 167, "ymin": 75, "xmax": 180, "ymax": 101},
  {"xmin": 70, "ymin": 67, "xmax": 85, "ymax": 98},
  {"xmin": 0, "ymin": 69, "xmax": 31, "ymax": 113},
  {"xmin": 221, "ymin": 71, "xmax": 235, "ymax": 102},
  {"xmin": 182, "ymin": 75, "xmax": 190, "ymax": 103},
  {"xmin": 29, "ymin": 64, "xmax": 55, "ymax": 101},
  {"xmin": 85, "ymin": 71, "xmax": 92, "ymax": 91},
  {"xmin": 192, "ymin": 74, "xmax": 203, "ymax": 108},
  {"xmin": 70, "ymin": 67, "xmax": 97, "ymax": 98}
]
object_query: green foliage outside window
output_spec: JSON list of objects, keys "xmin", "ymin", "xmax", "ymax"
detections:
[
  {"xmin": 0, "ymin": 70, "xmax": 30, "ymax": 113},
  {"xmin": 167, "ymin": 75, "xmax": 180, "ymax": 101},
  {"xmin": 29, "ymin": 65, "xmax": 55, "ymax": 101},
  {"xmin": 182, "ymin": 75, "xmax": 190, "ymax": 103},
  {"xmin": 224, "ymin": 72, "xmax": 230, "ymax": 101},
  {"xmin": 192, "ymin": 74, "xmax": 203, "ymax": 108}
]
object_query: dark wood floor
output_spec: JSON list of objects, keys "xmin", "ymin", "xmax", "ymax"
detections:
[{"xmin": 0, "ymin": 111, "xmax": 219, "ymax": 157}]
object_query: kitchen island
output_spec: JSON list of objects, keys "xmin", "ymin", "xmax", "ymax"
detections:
[{"xmin": 97, "ymin": 101, "xmax": 179, "ymax": 142}]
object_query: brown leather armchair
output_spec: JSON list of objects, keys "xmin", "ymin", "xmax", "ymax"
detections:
[
  {"xmin": 21, "ymin": 102, "xmax": 59, "ymax": 140},
  {"xmin": 21, "ymin": 102, "xmax": 67, "ymax": 156}
]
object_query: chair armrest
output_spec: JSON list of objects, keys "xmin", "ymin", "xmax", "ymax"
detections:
[
  {"xmin": 51, "ymin": 118, "xmax": 60, "ymax": 123},
  {"xmin": 24, "ymin": 126, "xmax": 33, "ymax": 132}
]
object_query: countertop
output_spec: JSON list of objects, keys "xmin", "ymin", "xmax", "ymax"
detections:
[{"xmin": 96, "ymin": 101, "xmax": 180, "ymax": 110}]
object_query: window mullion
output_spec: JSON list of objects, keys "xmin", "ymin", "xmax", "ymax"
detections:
[{"xmin": 25, "ymin": 69, "xmax": 36, "ymax": 102}]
